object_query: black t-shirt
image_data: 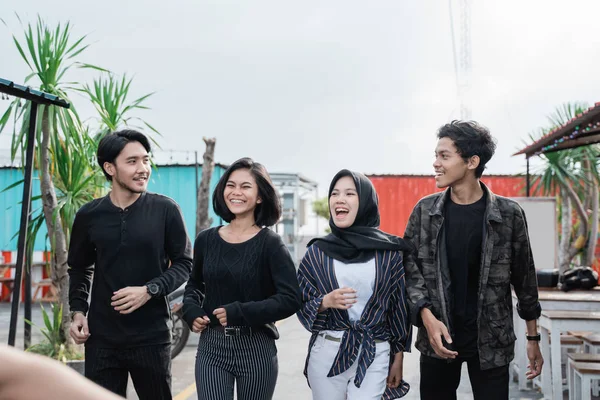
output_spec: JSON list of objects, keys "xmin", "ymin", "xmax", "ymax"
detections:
[{"xmin": 444, "ymin": 191, "xmax": 487, "ymax": 356}]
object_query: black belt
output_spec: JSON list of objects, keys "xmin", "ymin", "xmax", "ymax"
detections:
[
  {"xmin": 212, "ymin": 325, "xmax": 253, "ymax": 337},
  {"xmin": 319, "ymin": 332, "xmax": 386, "ymax": 344}
]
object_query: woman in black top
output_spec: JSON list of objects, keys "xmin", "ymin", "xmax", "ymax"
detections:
[{"xmin": 182, "ymin": 157, "xmax": 301, "ymax": 400}]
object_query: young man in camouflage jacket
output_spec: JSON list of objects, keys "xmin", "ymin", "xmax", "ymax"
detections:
[{"xmin": 404, "ymin": 121, "xmax": 543, "ymax": 400}]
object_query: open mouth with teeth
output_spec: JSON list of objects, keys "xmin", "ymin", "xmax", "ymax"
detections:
[
  {"xmin": 133, "ymin": 176, "xmax": 148, "ymax": 182},
  {"xmin": 334, "ymin": 207, "xmax": 349, "ymax": 218},
  {"xmin": 229, "ymin": 199, "xmax": 245, "ymax": 205}
]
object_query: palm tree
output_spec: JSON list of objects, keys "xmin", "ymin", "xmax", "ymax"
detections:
[
  {"xmin": 79, "ymin": 73, "xmax": 160, "ymax": 142},
  {"xmin": 529, "ymin": 102, "xmax": 600, "ymax": 274},
  {"xmin": 1, "ymin": 17, "xmax": 161, "ymax": 356},
  {"xmin": 0, "ymin": 16, "xmax": 105, "ymax": 343}
]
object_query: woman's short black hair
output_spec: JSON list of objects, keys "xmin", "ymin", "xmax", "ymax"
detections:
[
  {"xmin": 213, "ymin": 157, "xmax": 281, "ymax": 227},
  {"xmin": 97, "ymin": 129, "xmax": 152, "ymax": 181},
  {"xmin": 437, "ymin": 120, "xmax": 497, "ymax": 178}
]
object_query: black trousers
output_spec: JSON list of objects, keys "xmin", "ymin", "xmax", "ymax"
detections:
[
  {"xmin": 419, "ymin": 353, "xmax": 509, "ymax": 400},
  {"xmin": 195, "ymin": 327, "xmax": 278, "ymax": 400},
  {"xmin": 85, "ymin": 343, "xmax": 172, "ymax": 399}
]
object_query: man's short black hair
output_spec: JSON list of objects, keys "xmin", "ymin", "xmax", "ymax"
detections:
[
  {"xmin": 97, "ymin": 129, "xmax": 152, "ymax": 181},
  {"xmin": 213, "ymin": 157, "xmax": 281, "ymax": 227},
  {"xmin": 437, "ymin": 120, "xmax": 497, "ymax": 178}
]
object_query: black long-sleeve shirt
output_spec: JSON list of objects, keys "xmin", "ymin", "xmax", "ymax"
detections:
[
  {"xmin": 182, "ymin": 227, "xmax": 301, "ymax": 331},
  {"xmin": 68, "ymin": 192, "xmax": 193, "ymax": 347}
]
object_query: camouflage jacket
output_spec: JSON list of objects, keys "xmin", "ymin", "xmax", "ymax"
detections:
[{"xmin": 404, "ymin": 183, "xmax": 541, "ymax": 370}]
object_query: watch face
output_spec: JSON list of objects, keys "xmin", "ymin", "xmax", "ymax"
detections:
[{"xmin": 149, "ymin": 284, "xmax": 159, "ymax": 295}]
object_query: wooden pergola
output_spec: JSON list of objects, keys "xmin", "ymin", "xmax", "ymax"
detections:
[{"xmin": 514, "ymin": 102, "xmax": 600, "ymax": 196}]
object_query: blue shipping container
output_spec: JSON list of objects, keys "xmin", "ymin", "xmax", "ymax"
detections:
[{"xmin": 0, "ymin": 164, "xmax": 225, "ymax": 251}]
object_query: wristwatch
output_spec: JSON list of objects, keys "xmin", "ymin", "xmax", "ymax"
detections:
[
  {"xmin": 526, "ymin": 334, "xmax": 541, "ymax": 341},
  {"xmin": 146, "ymin": 283, "xmax": 160, "ymax": 298}
]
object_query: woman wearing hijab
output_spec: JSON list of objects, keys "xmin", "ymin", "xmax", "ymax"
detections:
[{"xmin": 297, "ymin": 170, "xmax": 412, "ymax": 400}]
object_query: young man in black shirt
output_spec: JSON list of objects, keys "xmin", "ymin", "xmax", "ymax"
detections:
[
  {"xmin": 68, "ymin": 130, "xmax": 193, "ymax": 399},
  {"xmin": 404, "ymin": 121, "xmax": 544, "ymax": 400}
]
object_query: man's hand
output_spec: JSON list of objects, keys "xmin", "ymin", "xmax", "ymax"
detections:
[
  {"xmin": 213, "ymin": 308, "xmax": 227, "ymax": 327},
  {"xmin": 192, "ymin": 316, "xmax": 211, "ymax": 333},
  {"xmin": 386, "ymin": 352, "xmax": 404, "ymax": 389},
  {"xmin": 526, "ymin": 340, "xmax": 543, "ymax": 379},
  {"xmin": 111, "ymin": 286, "xmax": 151, "ymax": 314},
  {"xmin": 421, "ymin": 308, "xmax": 458, "ymax": 359},
  {"xmin": 69, "ymin": 313, "xmax": 90, "ymax": 344},
  {"xmin": 319, "ymin": 287, "xmax": 357, "ymax": 312}
]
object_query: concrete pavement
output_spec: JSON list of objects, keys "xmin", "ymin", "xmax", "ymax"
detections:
[
  {"xmin": 1, "ymin": 304, "xmax": 549, "ymax": 399},
  {"xmin": 163, "ymin": 316, "xmax": 545, "ymax": 400}
]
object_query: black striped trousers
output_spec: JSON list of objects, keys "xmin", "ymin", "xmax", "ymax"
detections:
[
  {"xmin": 85, "ymin": 343, "xmax": 172, "ymax": 399},
  {"xmin": 195, "ymin": 327, "xmax": 278, "ymax": 400}
]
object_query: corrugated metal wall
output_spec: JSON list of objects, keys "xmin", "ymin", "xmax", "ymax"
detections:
[
  {"xmin": 0, "ymin": 165, "xmax": 226, "ymax": 251},
  {"xmin": 368, "ymin": 175, "xmax": 528, "ymax": 236},
  {"xmin": 0, "ymin": 169, "xmax": 47, "ymax": 251},
  {"xmin": 147, "ymin": 165, "xmax": 225, "ymax": 239}
]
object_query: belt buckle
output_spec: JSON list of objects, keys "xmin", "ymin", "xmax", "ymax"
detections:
[{"xmin": 224, "ymin": 327, "xmax": 240, "ymax": 337}]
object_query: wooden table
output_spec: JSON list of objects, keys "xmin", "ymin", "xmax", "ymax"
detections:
[
  {"xmin": 0, "ymin": 263, "xmax": 16, "ymax": 301},
  {"xmin": 511, "ymin": 288, "xmax": 600, "ymax": 390},
  {"xmin": 0, "ymin": 262, "xmax": 51, "ymax": 302},
  {"xmin": 538, "ymin": 310, "xmax": 600, "ymax": 400}
]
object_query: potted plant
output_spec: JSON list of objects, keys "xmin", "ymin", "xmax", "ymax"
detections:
[{"xmin": 25, "ymin": 303, "xmax": 85, "ymax": 374}]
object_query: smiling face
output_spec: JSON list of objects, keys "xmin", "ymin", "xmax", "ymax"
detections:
[
  {"xmin": 433, "ymin": 137, "xmax": 479, "ymax": 189},
  {"xmin": 223, "ymin": 168, "xmax": 261, "ymax": 218},
  {"xmin": 104, "ymin": 141, "xmax": 151, "ymax": 194},
  {"xmin": 329, "ymin": 175, "xmax": 359, "ymax": 229}
]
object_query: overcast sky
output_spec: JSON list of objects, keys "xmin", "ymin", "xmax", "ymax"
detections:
[{"xmin": 2, "ymin": 1, "xmax": 599, "ymax": 192}]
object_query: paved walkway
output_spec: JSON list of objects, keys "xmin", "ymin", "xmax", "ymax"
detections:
[{"xmin": 0, "ymin": 303, "xmax": 552, "ymax": 399}]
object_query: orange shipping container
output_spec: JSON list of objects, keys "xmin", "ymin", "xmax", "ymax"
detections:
[{"xmin": 367, "ymin": 175, "xmax": 528, "ymax": 236}]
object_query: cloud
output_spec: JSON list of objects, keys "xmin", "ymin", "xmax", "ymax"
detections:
[{"xmin": 1, "ymin": 0, "xmax": 600, "ymax": 192}]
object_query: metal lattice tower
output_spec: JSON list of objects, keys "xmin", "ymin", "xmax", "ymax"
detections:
[
  {"xmin": 449, "ymin": 0, "xmax": 472, "ymax": 120},
  {"xmin": 459, "ymin": 0, "xmax": 471, "ymax": 120}
]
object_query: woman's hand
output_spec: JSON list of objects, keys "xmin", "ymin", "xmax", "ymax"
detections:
[
  {"xmin": 213, "ymin": 308, "xmax": 227, "ymax": 326},
  {"xmin": 386, "ymin": 352, "xmax": 404, "ymax": 389},
  {"xmin": 318, "ymin": 287, "xmax": 357, "ymax": 312},
  {"xmin": 192, "ymin": 316, "xmax": 210, "ymax": 333}
]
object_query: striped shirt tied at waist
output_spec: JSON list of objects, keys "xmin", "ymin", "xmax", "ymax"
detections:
[{"xmin": 326, "ymin": 321, "xmax": 383, "ymax": 387}]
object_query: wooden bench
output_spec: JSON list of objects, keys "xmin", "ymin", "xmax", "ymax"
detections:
[
  {"xmin": 582, "ymin": 333, "xmax": 600, "ymax": 354},
  {"xmin": 567, "ymin": 353, "xmax": 600, "ymax": 400},
  {"xmin": 572, "ymin": 362, "xmax": 600, "ymax": 400},
  {"xmin": 561, "ymin": 335, "xmax": 585, "ymax": 345},
  {"xmin": 568, "ymin": 331, "xmax": 593, "ymax": 338},
  {"xmin": 549, "ymin": 334, "xmax": 585, "ymax": 364}
]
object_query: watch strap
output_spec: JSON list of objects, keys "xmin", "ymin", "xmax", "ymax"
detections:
[{"xmin": 146, "ymin": 283, "xmax": 160, "ymax": 297}]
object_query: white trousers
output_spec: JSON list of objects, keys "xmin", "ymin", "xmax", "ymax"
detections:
[{"xmin": 307, "ymin": 334, "xmax": 390, "ymax": 400}]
